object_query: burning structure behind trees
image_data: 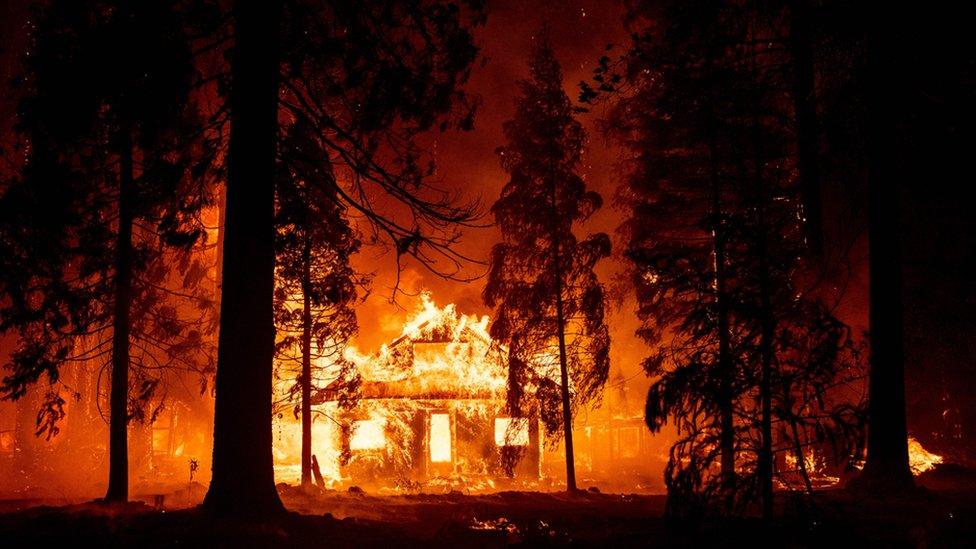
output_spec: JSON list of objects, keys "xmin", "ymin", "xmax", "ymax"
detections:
[{"xmin": 270, "ymin": 294, "xmax": 663, "ymax": 493}]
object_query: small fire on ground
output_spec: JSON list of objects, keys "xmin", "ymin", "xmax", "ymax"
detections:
[{"xmin": 908, "ymin": 436, "xmax": 943, "ymax": 475}]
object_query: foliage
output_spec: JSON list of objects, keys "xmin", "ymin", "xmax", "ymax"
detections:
[
  {"xmin": 276, "ymin": 0, "xmax": 488, "ymax": 293},
  {"xmin": 588, "ymin": 0, "xmax": 867, "ymax": 517},
  {"xmin": 484, "ymin": 38, "xmax": 611, "ymax": 439},
  {"xmin": 0, "ymin": 0, "xmax": 219, "ymax": 427},
  {"xmin": 273, "ymin": 117, "xmax": 365, "ymax": 416}
]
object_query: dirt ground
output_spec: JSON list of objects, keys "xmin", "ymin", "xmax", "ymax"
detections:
[{"xmin": 1, "ymin": 470, "xmax": 975, "ymax": 547}]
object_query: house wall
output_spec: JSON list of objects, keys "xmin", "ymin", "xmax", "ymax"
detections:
[{"xmin": 338, "ymin": 398, "xmax": 541, "ymax": 491}]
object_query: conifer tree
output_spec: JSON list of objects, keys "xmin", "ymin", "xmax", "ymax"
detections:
[
  {"xmin": 205, "ymin": 0, "xmax": 485, "ymax": 514},
  {"xmin": 273, "ymin": 118, "xmax": 364, "ymax": 488},
  {"xmin": 587, "ymin": 0, "xmax": 866, "ymax": 517},
  {"xmin": 484, "ymin": 37, "xmax": 611, "ymax": 492},
  {"xmin": 0, "ymin": 0, "xmax": 218, "ymax": 503}
]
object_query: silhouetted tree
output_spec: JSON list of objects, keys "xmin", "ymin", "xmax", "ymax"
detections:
[
  {"xmin": 203, "ymin": 0, "xmax": 285, "ymax": 515},
  {"xmin": 588, "ymin": 0, "xmax": 867, "ymax": 518},
  {"xmin": 204, "ymin": 0, "xmax": 485, "ymax": 514},
  {"xmin": 273, "ymin": 118, "xmax": 364, "ymax": 488},
  {"xmin": 484, "ymin": 37, "xmax": 611, "ymax": 492},
  {"xmin": 0, "ymin": 0, "xmax": 217, "ymax": 503},
  {"xmin": 276, "ymin": 0, "xmax": 486, "ymax": 288},
  {"xmin": 856, "ymin": 3, "xmax": 913, "ymax": 492}
]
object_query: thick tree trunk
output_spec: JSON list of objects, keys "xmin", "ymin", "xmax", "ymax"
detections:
[
  {"xmin": 203, "ymin": 0, "xmax": 285, "ymax": 515},
  {"xmin": 789, "ymin": 0, "xmax": 823, "ymax": 255},
  {"xmin": 858, "ymin": 10, "xmax": 914, "ymax": 492},
  {"xmin": 105, "ymin": 128, "xmax": 134, "ymax": 503},
  {"xmin": 300, "ymin": 232, "xmax": 313, "ymax": 488},
  {"xmin": 861, "ymin": 155, "xmax": 913, "ymax": 489}
]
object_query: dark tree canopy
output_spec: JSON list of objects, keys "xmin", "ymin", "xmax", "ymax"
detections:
[
  {"xmin": 277, "ymin": 0, "xmax": 488, "ymax": 291},
  {"xmin": 0, "ymin": 0, "xmax": 218, "ymax": 501},
  {"xmin": 273, "ymin": 118, "xmax": 365, "ymax": 486},
  {"xmin": 589, "ymin": 0, "xmax": 867, "ymax": 517}
]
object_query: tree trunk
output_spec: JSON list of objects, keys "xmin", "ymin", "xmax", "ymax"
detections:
[
  {"xmin": 707, "ymin": 126, "xmax": 735, "ymax": 508},
  {"xmin": 300, "ymin": 231, "xmax": 313, "ymax": 488},
  {"xmin": 752, "ymin": 89, "xmax": 774, "ymax": 521},
  {"xmin": 105, "ymin": 127, "xmax": 134, "ymax": 503},
  {"xmin": 756, "ymin": 180, "xmax": 774, "ymax": 522},
  {"xmin": 553, "ymin": 269, "xmax": 576, "ymax": 492},
  {"xmin": 203, "ymin": 0, "xmax": 285, "ymax": 515},
  {"xmin": 789, "ymin": 0, "xmax": 823, "ymax": 255},
  {"xmin": 858, "ymin": 10, "xmax": 914, "ymax": 492},
  {"xmin": 549, "ymin": 175, "xmax": 576, "ymax": 493}
]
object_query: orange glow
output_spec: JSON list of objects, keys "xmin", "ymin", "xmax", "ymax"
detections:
[
  {"xmin": 494, "ymin": 418, "xmax": 529, "ymax": 446},
  {"xmin": 269, "ymin": 293, "xmax": 665, "ymax": 494},
  {"xmin": 908, "ymin": 436, "xmax": 943, "ymax": 475},
  {"xmin": 429, "ymin": 413, "xmax": 452, "ymax": 462},
  {"xmin": 350, "ymin": 418, "xmax": 386, "ymax": 451}
]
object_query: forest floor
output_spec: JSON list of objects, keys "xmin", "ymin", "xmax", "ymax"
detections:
[{"xmin": 1, "ymin": 467, "xmax": 975, "ymax": 547}]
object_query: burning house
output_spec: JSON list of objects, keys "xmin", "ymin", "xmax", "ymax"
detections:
[{"xmin": 273, "ymin": 296, "xmax": 542, "ymax": 492}]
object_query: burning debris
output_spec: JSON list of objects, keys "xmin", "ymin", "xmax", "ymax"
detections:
[{"xmin": 908, "ymin": 436, "xmax": 944, "ymax": 475}]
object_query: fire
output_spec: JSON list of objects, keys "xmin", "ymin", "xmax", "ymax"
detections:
[
  {"xmin": 273, "ymin": 292, "xmax": 526, "ymax": 491},
  {"xmin": 349, "ymin": 415, "xmax": 387, "ymax": 451},
  {"xmin": 270, "ymin": 292, "xmax": 660, "ymax": 493},
  {"xmin": 347, "ymin": 293, "xmax": 507, "ymax": 398},
  {"xmin": 494, "ymin": 417, "xmax": 530, "ymax": 447},
  {"xmin": 908, "ymin": 436, "xmax": 943, "ymax": 475},
  {"xmin": 429, "ymin": 413, "xmax": 452, "ymax": 462}
]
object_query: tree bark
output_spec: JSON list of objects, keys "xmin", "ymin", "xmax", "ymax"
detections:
[
  {"xmin": 858, "ymin": 10, "xmax": 913, "ymax": 491},
  {"xmin": 707, "ymin": 125, "xmax": 735, "ymax": 508},
  {"xmin": 750, "ymin": 80, "xmax": 775, "ymax": 521},
  {"xmin": 550, "ymin": 175, "xmax": 576, "ymax": 493},
  {"xmin": 300, "ymin": 231, "xmax": 313, "ymax": 488},
  {"xmin": 203, "ymin": 0, "xmax": 285, "ymax": 515},
  {"xmin": 105, "ymin": 127, "xmax": 134, "ymax": 503}
]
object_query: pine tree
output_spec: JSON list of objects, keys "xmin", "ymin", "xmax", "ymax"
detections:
[
  {"xmin": 484, "ymin": 37, "xmax": 611, "ymax": 492},
  {"xmin": 273, "ymin": 118, "xmax": 364, "ymax": 488},
  {"xmin": 589, "ymin": 0, "xmax": 867, "ymax": 518},
  {"xmin": 0, "ymin": 0, "xmax": 217, "ymax": 503}
]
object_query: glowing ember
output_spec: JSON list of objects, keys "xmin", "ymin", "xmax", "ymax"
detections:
[
  {"xmin": 430, "ymin": 413, "xmax": 452, "ymax": 462},
  {"xmin": 908, "ymin": 436, "xmax": 943, "ymax": 475}
]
